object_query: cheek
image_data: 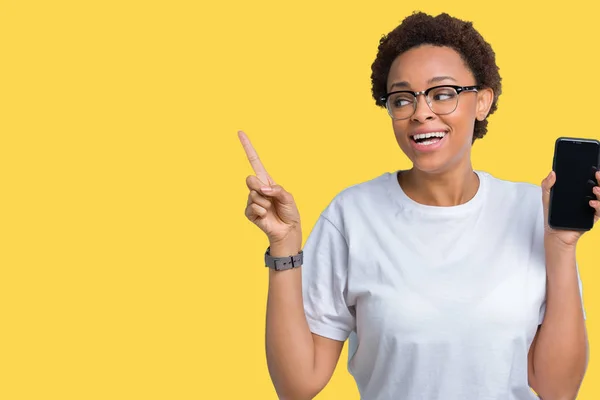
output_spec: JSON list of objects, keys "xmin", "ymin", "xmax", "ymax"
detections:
[
  {"xmin": 391, "ymin": 122, "xmax": 419, "ymax": 160},
  {"xmin": 392, "ymin": 122, "xmax": 411, "ymax": 147},
  {"xmin": 458, "ymin": 100, "xmax": 478, "ymax": 123},
  {"xmin": 444, "ymin": 106, "xmax": 477, "ymax": 140}
]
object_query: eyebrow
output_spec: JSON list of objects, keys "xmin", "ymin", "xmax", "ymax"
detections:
[{"xmin": 389, "ymin": 76, "xmax": 457, "ymax": 90}]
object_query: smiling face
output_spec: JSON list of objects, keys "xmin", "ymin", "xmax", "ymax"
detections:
[{"xmin": 386, "ymin": 45, "xmax": 493, "ymax": 174}]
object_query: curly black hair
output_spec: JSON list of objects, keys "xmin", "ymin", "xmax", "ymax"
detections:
[{"xmin": 371, "ymin": 12, "xmax": 502, "ymax": 141}]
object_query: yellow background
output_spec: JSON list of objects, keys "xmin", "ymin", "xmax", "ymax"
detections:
[{"xmin": 1, "ymin": 0, "xmax": 598, "ymax": 398}]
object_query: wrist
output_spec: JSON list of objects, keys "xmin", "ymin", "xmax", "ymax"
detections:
[
  {"xmin": 544, "ymin": 238, "xmax": 578, "ymax": 275},
  {"xmin": 269, "ymin": 232, "xmax": 302, "ymax": 257},
  {"xmin": 544, "ymin": 236, "xmax": 578, "ymax": 255}
]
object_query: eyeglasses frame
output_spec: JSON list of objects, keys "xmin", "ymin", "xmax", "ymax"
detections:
[{"xmin": 380, "ymin": 84, "xmax": 480, "ymax": 120}]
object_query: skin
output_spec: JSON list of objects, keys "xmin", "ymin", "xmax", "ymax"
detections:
[
  {"xmin": 239, "ymin": 44, "xmax": 599, "ymax": 399},
  {"xmin": 386, "ymin": 44, "xmax": 493, "ymax": 207}
]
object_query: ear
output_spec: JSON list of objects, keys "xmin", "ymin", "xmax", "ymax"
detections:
[{"xmin": 475, "ymin": 87, "xmax": 494, "ymax": 121}]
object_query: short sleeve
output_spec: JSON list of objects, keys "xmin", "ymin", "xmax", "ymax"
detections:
[{"xmin": 301, "ymin": 213, "xmax": 355, "ymax": 342}]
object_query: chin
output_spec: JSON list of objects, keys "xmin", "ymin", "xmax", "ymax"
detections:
[
  {"xmin": 398, "ymin": 144, "xmax": 448, "ymax": 174},
  {"xmin": 411, "ymin": 158, "xmax": 452, "ymax": 175},
  {"xmin": 397, "ymin": 135, "xmax": 471, "ymax": 175}
]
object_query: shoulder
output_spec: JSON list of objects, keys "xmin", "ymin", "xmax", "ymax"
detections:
[
  {"xmin": 320, "ymin": 171, "xmax": 395, "ymax": 224},
  {"xmin": 480, "ymin": 170, "xmax": 544, "ymax": 222},
  {"xmin": 325, "ymin": 171, "xmax": 394, "ymax": 208},
  {"xmin": 481, "ymin": 170, "xmax": 542, "ymax": 204}
]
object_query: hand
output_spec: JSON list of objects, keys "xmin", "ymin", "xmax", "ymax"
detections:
[
  {"xmin": 541, "ymin": 169, "xmax": 600, "ymax": 247},
  {"xmin": 238, "ymin": 130, "xmax": 302, "ymax": 247}
]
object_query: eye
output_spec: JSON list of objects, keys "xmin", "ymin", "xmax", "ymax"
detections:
[
  {"xmin": 390, "ymin": 93, "xmax": 414, "ymax": 108},
  {"xmin": 430, "ymin": 87, "xmax": 458, "ymax": 102}
]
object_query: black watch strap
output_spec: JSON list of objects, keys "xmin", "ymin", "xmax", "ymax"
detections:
[{"xmin": 264, "ymin": 247, "xmax": 303, "ymax": 271}]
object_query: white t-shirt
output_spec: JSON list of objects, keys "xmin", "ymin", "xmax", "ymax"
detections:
[{"xmin": 301, "ymin": 170, "xmax": 585, "ymax": 400}]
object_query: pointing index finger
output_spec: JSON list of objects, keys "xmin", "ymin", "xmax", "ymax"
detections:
[{"xmin": 238, "ymin": 130, "xmax": 274, "ymax": 185}]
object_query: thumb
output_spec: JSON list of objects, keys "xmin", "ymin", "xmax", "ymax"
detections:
[
  {"xmin": 260, "ymin": 184, "xmax": 294, "ymax": 205},
  {"xmin": 541, "ymin": 170, "xmax": 556, "ymax": 214}
]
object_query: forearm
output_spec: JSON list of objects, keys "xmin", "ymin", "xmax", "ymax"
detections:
[
  {"xmin": 533, "ymin": 242, "xmax": 587, "ymax": 399},
  {"xmin": 265, "ymin": 241, "xmax": 318, "ymax": 400}
]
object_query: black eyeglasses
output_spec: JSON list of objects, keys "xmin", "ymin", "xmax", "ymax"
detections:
[{"xmin": 380, "ymin": 85, "xmax": 479, "ymax": 120}]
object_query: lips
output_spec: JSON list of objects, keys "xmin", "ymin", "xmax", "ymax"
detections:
[
  {"xmin": 410, "ymin": 131, "xmax": 447, "ymax": 144},
  {"xmin": 409, "ymin": 130, "xmax": 448, "ymax": 152}
]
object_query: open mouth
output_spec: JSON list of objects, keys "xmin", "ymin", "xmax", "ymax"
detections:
[{"xmin": 410, "ymin": 131, "xmax": 447, "ymax": 146}]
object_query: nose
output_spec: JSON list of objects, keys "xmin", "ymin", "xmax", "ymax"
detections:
[{"xmin": 411, "ymin": 93, "xmax": 435, "ymax": 123}]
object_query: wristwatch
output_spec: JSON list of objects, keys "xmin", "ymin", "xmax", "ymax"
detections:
[{"xmin": 264, "ymin": 247, "xmax": 303, "ymax": 271}]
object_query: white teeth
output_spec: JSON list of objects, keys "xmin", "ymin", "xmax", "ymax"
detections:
[{"xmin": 412, "ymin": 131, "xmax": 446, "ymax": 140}]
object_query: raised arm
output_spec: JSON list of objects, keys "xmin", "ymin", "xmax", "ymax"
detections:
[{"xmin": 239, "ymin": 131, "xmax": 345, "ymax": 399}]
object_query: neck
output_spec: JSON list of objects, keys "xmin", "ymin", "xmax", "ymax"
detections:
[{"xmin": 398, "ymin": 160, "xmax": 479, "ymax": 207}]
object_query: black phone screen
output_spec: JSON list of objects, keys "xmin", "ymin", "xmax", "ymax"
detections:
[{"xmin": 549, "ymin": 138, "xmax": 600, "ymax": 231}]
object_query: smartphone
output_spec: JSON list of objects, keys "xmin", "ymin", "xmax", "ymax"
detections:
[{"xmin": 548, "ymin": 137, "xmax": 600, "ymax": 231}]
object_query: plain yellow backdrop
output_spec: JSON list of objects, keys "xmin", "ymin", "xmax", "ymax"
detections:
[{"xmin": 1, "ymin": 0, "xmax": 598, "ymax": 399}]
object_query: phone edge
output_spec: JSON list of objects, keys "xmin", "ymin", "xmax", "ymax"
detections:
[{"xmin": 547, "ymin": 137, "xmax": 598, "ymax": 231}]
